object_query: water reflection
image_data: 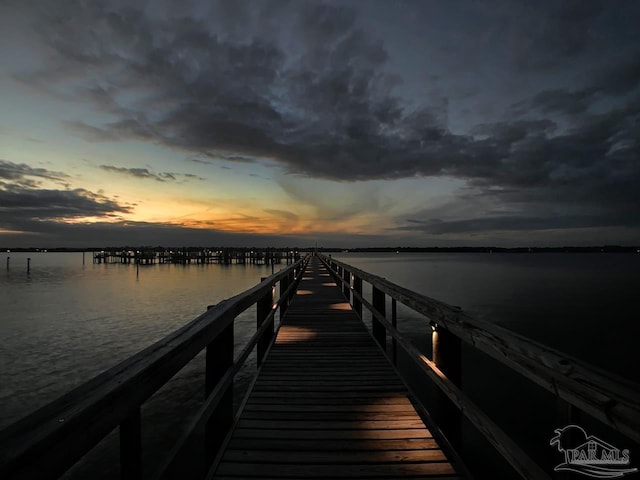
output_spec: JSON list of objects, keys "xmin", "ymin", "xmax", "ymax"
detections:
[
  {"xmin": 0, "ymin": 252, "xmax": 280, "ymax": 430},
  {"xmin": 333, "ymin": 252, "xmax": 640, "ymax": 380}
]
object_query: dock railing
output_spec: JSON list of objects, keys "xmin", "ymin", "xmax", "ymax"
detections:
[
  {"xmin": 0, "ymin": 255, "xmax": 309, "ymax": 480},
  {"xmin": 318, "ymin": 253, "xmax": 640, "ymax": 480}
]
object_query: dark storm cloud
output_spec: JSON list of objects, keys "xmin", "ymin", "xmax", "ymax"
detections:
[
  {"xmin": 18, "ymin": 1, "xmax": 637, "ymax": 179},
  {"xmin": 530, "ymin": 90, "xmax": 594, "ymax": 116},
  {"xmin": 396, "ymin": 94, "xmax": 640, "ymax": 235},
  {"xmin": 594, "ymin": 53, "xmax": 640, "ymax": 96},
  {"xmin": 0, "ymin": 161, "xmax": 132, "ymax": 232},
  {"xmin": 0, "ymin": 185, "xmax": 129, "ymax": 217},
  {"xmin": 510, "ymin": 0, "xmax": 605, "ymax": 72},
  {"xmin": 98, "ymin": 165, "xmax": 205, "ymax": 182},
  {"xmin": 10, "ymin": 0, "xmax": 640, "ymax": 239},
  {"xmin": 399, "ymin": 213, "xmax": 640, "ymax": 236},
  {"xmin": 528, "ymin": 51, "xmax": 640, "ymax": 116},
  {"xmin": 0, "ymin": 159, "xmax": 69, "ymax": 186},
  {"xmin": 16, "ymin": 0, "xmax": 434, "ymax": 181}
]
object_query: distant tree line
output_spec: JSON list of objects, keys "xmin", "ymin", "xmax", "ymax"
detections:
[{"xmin": 2, "ymin": 245, "xmax": 639, "ymax": 253}]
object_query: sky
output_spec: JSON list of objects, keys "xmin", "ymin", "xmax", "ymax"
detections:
[{"xmin": 1, "ymin": 0, "xmax": 639, "ymax": 248}]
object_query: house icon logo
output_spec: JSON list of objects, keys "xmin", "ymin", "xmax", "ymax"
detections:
[{"xmin": 550, "ymin": 425, "xmax": 637, "ymax": 478}]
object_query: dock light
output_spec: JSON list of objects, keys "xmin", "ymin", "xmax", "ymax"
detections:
[{"xmin": 430, "ymin": 320, "xmax": 437, "ymax": 331}]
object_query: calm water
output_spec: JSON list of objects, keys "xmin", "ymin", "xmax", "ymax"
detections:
[
  {"xmin": 334, "ymin": 252, "xmax": 640, "ymax": 380},
  {"xmin": 0, "ymin": 252, "xmax": 280, "ymax": 479},
  {"xmin": 0, "ymin": 252, "xmax": 280, "ymax": 429},
  {"xmin": 1, "ymin": 251, "xmax": 638, "ymax": 477}
]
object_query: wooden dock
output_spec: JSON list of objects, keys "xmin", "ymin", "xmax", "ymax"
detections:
[
  {"xmin": 1, "ymin": 254, "xmax": 638, "ymax": 480},
  {"xmin": 211, "ymin": 257, "xmax": 463, "ymax": 479}
]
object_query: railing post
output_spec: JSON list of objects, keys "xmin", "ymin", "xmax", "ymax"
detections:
[
  {"xmin": 120, "ymin": 407, "xmax": 142, "ymax": 480},
  {"xmin": 432, "ymin": 323, "xmax": 462, "ymax": 449},
  {"xmin": 296, "ymin": 259, "xmax": 301, "ymax": 277},
  {"xmin": 353, "ymin": 275, "xmax": 362, "ymax": 318},
  {"xmin": 257, "ymin": 279, "xmax": 274, "ymax": 366},
  {"xmin": 553, "ymin": 399, "xmax": 581, "ymax": 479},
  {"xmin": 205, "ymin": 319, "xmax": 234, "ymax": 463},
  {"xmin": 391, "ymin": 298, "xmax": 397, "ymax": 365},
  {"xmin": 279, "ymin": 274, "xmax": 290, "ymax": 320},
  {"xmin": 342, "ymin": 268, "xmax": 350, "ymax": 300},
  {"xmin": 372, "ymin": 286, "xmax": 386, "ymax": 349},
  {"xmin": 288, "ymin": 270, "xmax": 295, "ymax": 302},
  {"xmin": 555, "ymin": 398, "xmax": 580, "ymax": 428}
]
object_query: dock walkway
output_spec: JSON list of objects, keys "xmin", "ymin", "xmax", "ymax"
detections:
[
  {"xmin": 212, "ymin": 257, "xmax": 463, "ymax": 479},
  {"xmin": 3, "ymin": 254, "xmax": 635, "ymax": 479}
]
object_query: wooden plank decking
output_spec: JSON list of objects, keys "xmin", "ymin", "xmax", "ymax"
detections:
[{"xmin": 212, "ymin": 257, "xmax": 463, "ymax": 479}]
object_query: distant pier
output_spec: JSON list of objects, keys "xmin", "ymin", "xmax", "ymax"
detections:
[{"xmin": 92, "ymin": 248, "xmax": 301, "ymax": 265}]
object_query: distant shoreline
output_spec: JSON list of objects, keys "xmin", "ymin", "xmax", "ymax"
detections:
[{"xmin": 2, "ymin": 246, "xmax": 639, "ymax": 253}]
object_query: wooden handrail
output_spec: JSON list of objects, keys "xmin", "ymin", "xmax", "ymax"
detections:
[
  {"xmin": 318, "ymin": 254, "xmax": 640, "ymax": 443},
  {"xmin": 155, "ymin": 262, "xmax": 306, "ymax": 479},
  {"xmin": 0, "ymin": 256, "xmax": 309, "ymax": 480},
  {"xmin": 318, "ymin": 253, "xmax": 640, "ymax": 478},
  {"xmin": 351, "ymin": 282, "xmax": 550, "ymax": 479}
]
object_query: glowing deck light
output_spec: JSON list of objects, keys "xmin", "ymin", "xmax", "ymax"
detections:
[{"xmin": 329, "ymin": 302, "xmax": 351, "ymax": 310}]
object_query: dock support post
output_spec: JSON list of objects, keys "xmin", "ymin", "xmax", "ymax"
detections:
[
  {"xmin": 432, "ymin": 324, "xmax": 462, "ymax": 449},
  {"xmin": 120, "ymin": 407, "xmax": 142, "ymax": 480},
  {"xmin": 342, "ymin": 268, "xmax": 350, "ymax": 300},
  {"xmin": 205, "ymin": 320, "xmax": 234, "ymax": 463},
  {"xmin": 372, "ymin": 286, "xmax": 386, "ymax": 349},
  {"xmin": 353, "ymin": 276, "xmax": 362, "ymax": 318},
  {"xmin": 257, "ymin": 278, "xmax": 274, "ymax": 366}
]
